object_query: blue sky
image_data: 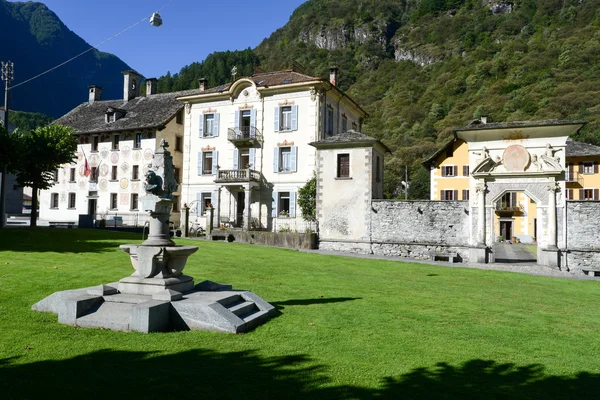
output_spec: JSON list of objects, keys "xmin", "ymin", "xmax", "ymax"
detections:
[{"xmin": 21, "ymin": 0, "xmax": 307, "ymax": 78}]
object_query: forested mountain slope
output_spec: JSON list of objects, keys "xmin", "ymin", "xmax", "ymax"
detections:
[
  {"xmin": 0, "ymin": 0, "xmax": 131, "ymax": 117},
  {"xmin": 159, "ymin": 0, "xmax": 600, "ymax": 198}
]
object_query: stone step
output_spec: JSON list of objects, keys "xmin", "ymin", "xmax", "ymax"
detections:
[
  {"xmin": 241, "ymin": 309, "xmax": 271, "ymax": 332},
  {"xmin": 75, "ymin": 301, "xmax": 133, "ymax": 331},
  {"xmin": 228, "ymin": 301, "xmax": 258, "ymax": 318},
  {"xmin": 216, "ymin": 294, "xmax": 243, "ymax": 308}
]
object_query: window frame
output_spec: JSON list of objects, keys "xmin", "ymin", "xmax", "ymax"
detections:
[
  {"xmin": 202, "ymin": 151, "xmax": 214, "ymax": 175},
  {"xmin": 583, "ymin": 162, "xmax": 595, "ymax": 175},
  {"xmin": 134, "ymin": 133, "xmax": 143, "ymax": 149},
  {"xmin": 111, "ymin": 166, "xmax": 118, "ymax": 181},
  {"xmin": 278, "ymin": 192, "xmax": 291, "ymax": 217},
  {"xmin": 201, "ymin": 192, "xmax": 212, "ymax": 215},
  {"xmin": 204, "ymin": 114, "xmax": 215, "ymax": 137},
  {"xmin": 112, "ymin": 134, "xmax": 120, "ymax": 151},
  {"xmin": 50, "ymin": 193, "xmax": 59, "ymax": 209},
  {"xmin": 69, "ymin": 168, "xmax": 76, "ymax": 182},
  {"xmin": 337, "ymin": 153, "xmax": 350, "ymax": 178},
  {"xmin": 110, "ymin": 193, "xmax": 118, "ymax": 210},
  {"xmin": 68, "ymin": 192, "xmax": 76, "ymax": 209},
  {"xmin": 279, "ymin": 147, "xmax": 293, "ymax": 172},
  {"xmin": 132, "ymin": 165, "xmax": 139, "ymax": 181},
  {"xmin": 91, "ymin": 136, "xmax": 99, "ymax": 152},
  {"xmin": 175, "ymin": 136, "xmax": 183, "ymax": 152},
  {"xmin": 130, "ymin": 193, "xmax": 139, "ymax": 211},
  {"xmin": 280, "ymin": 106, "xmax": 293, "ymax": 131}
]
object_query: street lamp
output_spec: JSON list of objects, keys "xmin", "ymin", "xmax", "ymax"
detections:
[{"xmin": 0, "ymin": 60, "xmax": 14, "ymax": 228}]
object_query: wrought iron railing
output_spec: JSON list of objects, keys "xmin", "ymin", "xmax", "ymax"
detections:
[
  {"xmin": 215, "ymin": 168, "xmax": 261, "ymax": 183},
  {"xmin": 227, "ymin": 126, "xmax": 262, "ymax": 141},
  {"xmin": 565, "ymin": 170, "xmax": 583, "ymax": 185}
]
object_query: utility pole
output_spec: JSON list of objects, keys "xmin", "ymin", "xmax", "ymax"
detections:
[
  {"xmin": 0, "ymin": 61, "xmax": 14, "ymax": 228},
  {"xmin": 404, "ymin": 165, "xmax": 409, "ymax": 200}
]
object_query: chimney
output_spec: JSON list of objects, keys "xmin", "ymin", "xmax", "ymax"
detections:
[
  {"xmin": 123, "ymin": 70, "xmax": 144, "ymax": 101},
  {"xmin": 198, "ymin": 78, "xmax": 208, "ymax": 92},
  {"xmin": 146, "ymin": 78, "xmax": 157, "ymax": 96},
  {"xmin": 88, "ymin": 85, "xmax": 103, "ymax": 104},
  {"xmin": 329, "ymin": 66, "xmax": 338, "ymax": 86}
]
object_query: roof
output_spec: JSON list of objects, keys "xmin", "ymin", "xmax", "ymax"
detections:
[
  {"xmin": 55, "ymin": 89, "xmax": 197, "ymax": 135},
  {"xmin": 422, "ymin": 135, "xmax": 600, "ymax": 167},
  {"xmin": 309, "ymin": 130, "xmax": 391, "ymax": 152},
  {"xmin": 456, "ymin": 119, "xmax": 587, "ymax": 132},
  {"xmin": 178, "ymin": 69, "xmax": 368, "ymax": 117},
  {"xmin": 566, "ymin": 138, "xmax": 600, "ymax": 157}
]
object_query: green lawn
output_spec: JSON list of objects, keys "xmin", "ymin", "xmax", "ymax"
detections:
[{"xmin": 1, "ymin": 229, "xmax": 599, "ymax": 399}]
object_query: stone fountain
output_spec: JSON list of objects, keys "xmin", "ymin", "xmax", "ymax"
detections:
[{"xmin": 33, "ymin": 140, "xmax": 276, "ymax": 333}]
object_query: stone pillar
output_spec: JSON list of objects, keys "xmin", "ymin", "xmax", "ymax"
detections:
[
  {"xmin": 547, "ymin": 182, "xmax": 558, "ymax": 250},
  {"xmin": 476, "ymin": 182, "xmax": 487, "ymax": 246},
  {"xmin": 244, "ymin": 187, "xmax": 251, "ymax": 231}
]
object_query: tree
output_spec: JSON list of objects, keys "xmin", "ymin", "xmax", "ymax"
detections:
[
  {"xmin": 13, "ymin": 124, "xmax": 77, "ymax": 227},
  {"xmin": 0, "ymin": 125, "xmax": 20, "ymax": 170},
  {"xmin": 298, "ymin": 173, "xmax": 317, "ymax": 222}
]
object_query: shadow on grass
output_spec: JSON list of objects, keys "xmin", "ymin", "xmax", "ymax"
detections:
[
  {"xmin": 1, "ymin": 351, "xmax": 598, "ymax": 399},
  {"xmin": 0, "ymin": 228, "xmax": 141, "ymax": 254},
  {"xmin": 271, "ymin": 297, "xmax": 361, "ymax": 310}
]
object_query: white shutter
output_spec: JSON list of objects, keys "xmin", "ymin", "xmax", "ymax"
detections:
[
  {"xmin": 199, "ymin": 115, "xmax": 204, "ymax": 137},
  {"xmin": 212, "ymin": 151, "xmax": 218, "ymax": 175},
  {"xmin": 274, "ymin": 107, "xmax": 280, "ymax": 132},
  {"xmin": 234, "ymin": 110, "xmax": 240, "ymax": 129},
  {"xmin": 233, "ymin": 149, "xmax": 239, "ymax": 170},
  {"xmin": 290, "ymin": 190, "xmax": 296, "ymax": 218},
  {"xmin": 250, "ymin": 109, "xmax": 257, "ymax": 129},
  {"xmin": 249, "ymin": 148, "xmax": 256, "ymax": 169},
  {"xmin": 272, "ymin": 191, "xmax": 278, "ymax": 218},
  {"xmin": 273, "ymin": 147, "xmax": 279, "ymax": 173},
  {"xmin": 290, "ymin": 146, "xmax": 298, "ymax": 172},
  {"xmin": 197, "ymin": 152, "xmax": 203, "ymax": 175},
  {"xmin": 213, "ymin": 113, "xmax": 220, "ymax": 137},
  {"xmin": 291, "ymin": 105, "xmax": 298, "ymax": 131}
]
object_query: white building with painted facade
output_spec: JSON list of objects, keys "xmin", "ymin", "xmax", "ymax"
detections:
[{"xmin": 177, "ymin": 68, "xmax": 367, "ymax": 231}]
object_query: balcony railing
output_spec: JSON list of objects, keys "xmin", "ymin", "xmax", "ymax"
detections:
[
  {"xmin": 227, "ymin": 126, "xmax": 262, "ymax": 144},
  {"xmin": 215, "ymin": 168, "xmax": 261, "ymax": 183},
  {"xmin": 565, "ymin": 170, "xmax": 583, "ymax": 186},
  {"xmin": 495, "ymin": 203, "xmax": 524, "ymax": 216}
]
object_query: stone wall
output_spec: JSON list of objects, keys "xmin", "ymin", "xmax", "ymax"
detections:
[
  {"xmin": 565, "ymin": 201, "xmax": 600, "ymax": 273},
  {"xmin": 320, "ymin": 200, "xmax": 472, "ymax": 261},
  {"xmin": 210, "ymin": 229, "xmax": 318, "ymax": 250}
]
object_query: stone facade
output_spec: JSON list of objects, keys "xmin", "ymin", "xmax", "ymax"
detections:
[{"xmin": 565, "ymin": 201, "xmax": 600, "ymax": 273}]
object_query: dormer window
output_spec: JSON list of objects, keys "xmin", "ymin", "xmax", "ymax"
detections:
[{"xmin": 105, "ymin": 107, "xmax": 127, "ymax": 123}]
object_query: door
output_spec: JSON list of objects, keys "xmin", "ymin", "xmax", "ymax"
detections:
[
  {"xmin": 241, "ymin": 110, "xmax": 251, "ymax": 137},
  {"xmin": 500, "ymin": 221, "xmax": 512, "ymax": 240},
  {"xmin": 88, "ymin": 199, "xmax": 97, "ymax": 217},
  {"xmin": 236, "ymin": 192, "xmax": 245, "ymax": 227}
]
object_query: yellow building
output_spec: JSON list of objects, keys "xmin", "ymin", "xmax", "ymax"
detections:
[{"xmin": 424, "ymin": 121, "xmax": 600, "ymax": 244}]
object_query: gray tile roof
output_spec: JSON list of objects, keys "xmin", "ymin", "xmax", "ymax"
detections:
[
  {"xmin": 55, "ymin": 89, "xmax": 197, "ymax": 134},
  {"xmin": 459, "ymin": 119, "xmax": 587, "ymax": 131},
  {"xmin": 566, "ymin": 138, "xmax": 600, "ymax": 157},
  {"xmin": 309, "ymin": 130, "xmax": 391, "ymax": 151}
]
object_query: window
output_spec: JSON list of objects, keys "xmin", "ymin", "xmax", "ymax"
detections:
[
  {"xmin": 462, "ymin": 189, "xmax": 470, "ymax": 201},
  {"xmin": 375, "ymin": 156, "xmax": 381, "ymax": 182},
  {"xmin": 91, "ymin": 136, "xmax": 99, "ymax": 152},
  {"xmin": 205, "ymin": 114, "xmax": 215, "ymax": 137},
  {"xmin": 111, "ymin": 166, "xmax": 118, "ymax": 181},
  {"xmin": 69, "ymin": 168, "xmax": 76, "ymax": 182},
  {"xmin": 53, "ymin": 169, "xmax": 59, "ymax": 182},
  {"xmin": 582, "ymin": 162, "xmax": 598, "ymax": 175},
  {"xmin": 112, "ymin": 134, "xmax": 120, "ymax": 150},
  {"xmin": 280, "ymin": 106, "xmax": 292, "ymax": 130},
  {"xmin": 278, "ymin": 192, "xmax": 290, "ymax": 217},
  {"xmin": 172, "ymin": 196, "xmax": 179, "ymax": 212},
  {"xmin": 441, "ymin": 165, "xmax": 457, "ymax": 177},
  {"xmin": 440, "ymin": 190, "xmax": 457, "ymax": 201},
  {"xmin": 239, "ymin": 149, "xmax": 250, "ymax": 170},
  {"xmin": 342, "ymin": 116, "xmax": 347, "ymax": 133},
  {"xmin": 134, "ymin": 133, "xmax": 143, "ymax": 149},
  {"xmin": 240, "ymin": 110, "xmax": 251, "ymax": 135},
  {"xmin": 175, "ymin": 136, "xmax": 183, "ymax": 152},
  {"xmin": 174, "ymin": 167, "xmax": 180, "ymax": 183},
  {"xmin": 462, "ymin": 165, "xmax": 470, "ymax": 176},
  {"xmin": 110, "ymin": 193, "xmax": 118, "ymax": 210},
  {"xmin": 337, "ymin": 154, "xmax": 350, "ymax": 178},
  {"xmin": 50, "ymin": 193, "xmax": 59, "ymax": 209},
  {"xmin": 202, "ymin": 152, "xmax": 213, "ymax": 175},
  {"xmin": 90, "ymin": 167, "xmax": 98, "ymax": 182},
  {"xmin": 132, "ymin": 165, "xmax": 139, "ymax": 180},
  {"xmin": 326, "ymin": 107, "xmax": 334, "ymax": 134},
  {"xmin": 581, "ymin": 189, "xmax": 599, "ymax": 201},
  {"xmin": 131, "ymin": 194, "xmax": 138, "ymax": 211},
  {"xmin": 176, "ymin": 109, "xmax": 183, "ymax": 125},
  {"xmin": 68, "ymin": 193, "xmax": 76, "ymax": 209},
  {"xmin": 201, "ymin": 193, "xmax": 212, "ymax": 214},
  {"xmin": 566, "ymin": 189, "xmax": 573, "ymax": 200},
  {"xmin": 279, "ymin": 147, "xmax": 293, "ymax": 172}
]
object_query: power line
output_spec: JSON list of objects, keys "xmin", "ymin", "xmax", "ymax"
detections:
[{"xmin": 10, "ymin": 0, "xmax": 176, "ymax": 91}]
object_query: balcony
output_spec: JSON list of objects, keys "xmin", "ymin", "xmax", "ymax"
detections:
[
  {"xmin": 215, "ymin": 168, "xmax": 261, "ymax": 184},
  {"xmin": 227, "ymin": 126, "xmax": 262, "ymax": 146},
  {"xmin": 565, "ymin": 170, "xmax": 583, "ymax": 186},
  {"xmin": 495, "ymin": 203, "xmax": 524, "ymax": 217}
]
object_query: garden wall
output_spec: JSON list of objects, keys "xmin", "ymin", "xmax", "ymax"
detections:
[
  {"xmin": 319, "ymin": 200, "xmax": 472, "ymax": 261},
  {"xmin": 565, "ymin": 201, "xmax": 600, "ymax": 273},
  {"xmin": 209, "ymin": 229, "xmax": 318, "ymax": 250}
]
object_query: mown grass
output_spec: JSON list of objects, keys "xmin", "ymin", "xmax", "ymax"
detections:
[{"xmin": 1, "ymin": 228, "xmax": 599, "ymax": 399}]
